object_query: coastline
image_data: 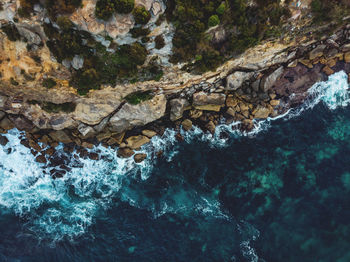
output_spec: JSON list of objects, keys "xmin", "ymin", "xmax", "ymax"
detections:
[{"xmin": 0, "ymin": 22, "xmax": 350, "ymax": 166}]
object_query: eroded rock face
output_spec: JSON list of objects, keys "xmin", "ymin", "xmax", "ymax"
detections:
[
  {"xmin": 109, "ymin": 94, "xmax": 167, "ymax": 133},
  {"xmin": 261, "ymin": 66, "xmax": 284, "ymax": 92},
  {"xmin": 192, "ymin": 91, "xmax": 226, "ymax": 111}
]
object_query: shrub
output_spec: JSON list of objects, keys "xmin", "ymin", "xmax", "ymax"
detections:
[
  {"xmin": 45, "ymin": 0, "xmax": 82, "ymax": 17},
  {"xmin": 56, "ymin": 16, "xmax": 73, "ymax": 31},
  {"xmin": 133, "ymin": 5, "xmax": 151, "ymax": 24},
  {"xmin": 124, "ymin": 91, "xmax": 153, "ymax": 105},
  {"xmin": 154, "ymin": 35, "xmax": 165, "ymax": 49},
  {"xmin": 43, "ymin": 78, "xmax": 57, "ymax": 88},
  {"xmin": 130, "ymin": 27, "xmax": 150, "ymax": 38},
  {"xmin": 115, "ymin": 0, "xmax": 134, "ymax": 14},
  {"xmin": 208, "ymin": 14, "xmax": 220, "ymax": 27},
  {"xmin": 216, "ymin": 2, "xmax": 226, "ymax": 15},
  {"xmin": 95, "ymin": 0, "xmax": 115, "ymax": 20}
]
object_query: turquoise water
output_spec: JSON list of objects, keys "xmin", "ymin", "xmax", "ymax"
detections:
[{"xmin": 0, "ymin": 72, "xmax": 349, "ymax": 261}]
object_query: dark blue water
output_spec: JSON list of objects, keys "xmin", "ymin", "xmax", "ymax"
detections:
[{"xmin": 0, "ymin": 72, "xmax": 350, "ymax": 261}]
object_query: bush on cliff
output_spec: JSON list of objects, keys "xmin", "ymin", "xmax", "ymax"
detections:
[
  {"xmin": 115, "ymin": 0, "xmax": 135, "ymax": 14},
  {"xmin": 133, "ymin": 6, "xmax": 151, "ymax": 24},
  {"xmin": 95, "ymin": 0, "xmax": 115, "ymax": 20}
]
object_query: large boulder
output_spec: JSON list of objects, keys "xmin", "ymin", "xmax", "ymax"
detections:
[
  {"xmin": 125, "ymin": 135, "xmax": 150, "ymax": 149},
  {"xmin": 109, "ymin": 94, "xmax": 167, "ymax": 133},
  {"xmin": 309, "ymin": 45, "xmax": 326, "ymax": 60},
  {"xmin": 169, "ymin": 98, "xmax": 190, "ymax": 121},
  {"xmin": 17, "ymin": 25, "xmax": 42, "ymax": 45},
  {"xmin": 252, "ymin": 105, "xmax": 272, "ymax": 119},
  {"xmin": 74, "ymin": 100, "xmax": 117, "ymax": 125},
  {"xmin": 226, "ymin": 71, "xmax": 254, "ymax": 90},
  {"xmin": 261, "ymin": 66, "xmax": 284, "ymax": 92},
  {"xmin": 192, "ymin": 92, "xmax": 226, "ymax": 111},
  {"xmin": 49, "ymin": 130, "xmax": 73, "ymax": 144}
]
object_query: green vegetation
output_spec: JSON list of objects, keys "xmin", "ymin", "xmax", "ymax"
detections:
[
  {"xmin": 133, "ymin": 5, "xmax": 151, "ymax": 24},
  {"xmin": 95, "ymin": 0, "xmax": 135, "ymax": 20},
  {"xmin": 130, "ymin": 27, "xmax": 150, "ymax": 38},
  {"xmin": 43, "ymin": 78, "xmax": 57, "ymax": 89},
  {"xmin": 311, "ymin": 0, "xmax": 350, "ymax": 23},
  {"xmin": 208, "ymin": 14, "xmax": 220, "ymax": 27},
  {"xmin": 155, "ymin": 35, "xmax": 165, "ymax": 49},
  {"xmin": 216, "ymin": 2, "xmax": 226, "ymax": 15},
  {"xmin": 124, "ymin": 91, "xmax": 153, "ymax": 105},
  {"xmin": 29, "ymin": 100, "xmax": 76, "ymax": 113},
  {"xmin": 115, "ymin": 0, "xmax": 135, "ymax": 14}
]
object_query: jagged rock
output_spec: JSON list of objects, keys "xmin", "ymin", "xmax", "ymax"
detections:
[
  {"xmin": 226, "ymin": 71, "xmax": 254, "ymax": 90},
  {"xmin": 181, "ymin": 119, "xmax": 192, "ymax": 131},
  {"xmin": 189, "ymin": 109, "xmax": 203, "ymax": 119},
  {"xmin": 110, "ymin": 95, "xmax": 167, "ymax": 133},
  {"xmin": 74, "ymin": 101, "xmax": 116, "ymax": 126},
  {"xmin": 29, "ymin": 139, "xmax": 42, "ymax": 152},
  {"xmin": 0, "ymin": 96, "xmax": 6, "ymax": 108},
  {"xmin": 270, "ymin": 100, "xmax": 280, "ymax": 106},
  {"xmin": 125, "ymin": 135, "xmax": 150, "ymax": 149},
  {"xmin": 206, "ymin": 121, "xmax": 216, "ymax": 134},
  {"xmin": 49, "ymin": 130, "xmax": 73, "ymax": 144},
  {"xmin": 78, "ymin": 123, "xmax": 96, "ymax": 137},
  {"xmin": 0, "ymin": 135, "xmax": 9, "ymax": 146},
  {"xmin": 261, "ymin": 66, "xmax": 284, "ymax": 92},
  {"xmin": 8, "ymin": 115, "xmax": 33, "ymax": 130},
  {"xmin": 342, "ymin": 44, "xmax": 350, "ymax": 52},
  {"xmin": 226, "ymin": 107, "xmax": 236, "ymax": 117},
  {"xmin": 35, "ymin": 154, "xmax": 47, "ymax": 164},
  {"xmin": 323, "ymin": 66, "xmax": 334, "ymax": 75},
  {"xmin": 151, "ymin": 1, "xmax": 162, "ymax": 15},
  {"xmin": 82, "ymin": 141, "xmax": 94, "ymax": 149},
  {"xmin": 134, "ymin": 153, "xmax": 147, "ymax": 163},
  {"xmin": 226, "ymin": 96, "xmax": 239, "ymax": 107},
  {"xmin": 142, "ymin": 129, "xmax": 157, "ymax": 138},
  {"xmin": 309, "ymin": 45, "xmax": 326, "ymax": 60},
  {"xmin": 252, "ymin": 105, "xmax": 272, "ymax": 119},
  {"xmin": 170, "ymin": 98, "xmax": 190, "ymax": 121},
  {"xmin": 117, "ymin": 147, "xmax": 135, "ymax": 158}
]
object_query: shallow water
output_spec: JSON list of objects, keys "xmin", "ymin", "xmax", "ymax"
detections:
[{"xmin": 0, "ymin": 72, "xmax": 350, "ymax": 261}]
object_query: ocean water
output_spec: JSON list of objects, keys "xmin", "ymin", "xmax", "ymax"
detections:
[{"xmin": 0, "ymin": 71, "xmax": 350, "ymax": 261}]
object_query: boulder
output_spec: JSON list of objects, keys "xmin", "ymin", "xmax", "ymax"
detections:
[
  {"xmin": 71, "ymin": 55, "xmax": 84, "ymax": 70},
  {"xmin": 226, "ymin": 107, "xmax": 236, "ymax": 117},
  {"xmin": 270, "ymin": 100, "xmax": 280, "ymax": 106},
  {"xmin": 345, "ymin": 52, "xmax": 350, "ymax": 63},
  {"xmin": 226, "ymin": 96, "xmax": 239, "ymax": 107},
  {"xmin": 181, "ymin": 119, "xmax": 192, "ymax": 131},
  {"xmin": 110, "ymin": 95, "xmax": 167, "ymax": 133},
  {"xmin": 226, "ymin": 71, "xmax": 254, "ymax": 90},
  {"xmin": 189, "ymin": 109, "xmax": 203, "ymax": 119},
  {"xmin": 206, "ymin": 121, "xmax": 216, "ymax": 134},
  {"xmin": 323, "ymin": 66, "xmax": 334, "ymax": 76},
  {"xmin": 117, "ymin": 147, "xmax": 135, "ymax": 158},
  {"xmin": 134, "ymin": 153, "xmax": 147, "ymax": 163},
  {"xmin": 142, "ymin": 129, "xmax": 157, "ymax": 138},
  {"xmin": 17, "ymin": 26, "xmax": 42, "ymax": 45},
  {"xmin": 169, "ymin": 98, "xmax": 190, "ymax": 121},
  {"xmin": 78, "ymin": 123, "xmax": 96, "ymax": 137},
  {"xmin": 49, "ymin": 130, "xmax": 73, "ymax": 144},
  {"xmin": 0, "ymin": 117, "xmax": 14, "ymax": 130},
  {"xmin": 193, "ymin": 92, "xmax": 226, "ymax": 111},
  {"xmin": 125, "ymin": 135, "xmax": 150, "ymax": 149},
  {"xmin": 261, "ymin": 66, "xmax": 284, "ymax": 92},
  {"xmin": 35, "ymin": 154, "xmax": 47, "ymax": 164},
  {"xmin": 0, "ymin": 135, "xmax": 9, "ymax": 146},
  {"xmin": 309, "ymin": 45, "xmax": 326, "ymax": 60},
  {"xmin": 252, "ymin": 105, "xmax": 272, "ymax": 119},
  {"xmin": 74, "ymin": 101, "xmax": 116, "ymax": 125}
]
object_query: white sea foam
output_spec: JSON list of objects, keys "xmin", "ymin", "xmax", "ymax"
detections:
[{"xmin": 0, "ymin": 71, "xmax": 348, "ymax": 242}]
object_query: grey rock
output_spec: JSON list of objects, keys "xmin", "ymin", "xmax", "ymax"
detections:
[
  {"xmin": 193, "ymin": 91, "xmax": 226, "ymax": 106},
  {"xmin": 170, "ymin": 98, "xmax": 190, "ymax": 121},
  {"xmin": 78, "ymin": 123, "xmax": 96, "ymax": 137},
  {"xmin": 261, "ymin": 66, "xmax": 284, "ymax": 92},
  {"xmin": 71, "ymin": 55, "xmax": 84, "ymax": 70},
  {"xmin": 226, "ymin": 71, "xmax": 254, "ymax": 90},
  {"xmin": 17, "ymin": 26, "xmax": 42, "ymax": 45}
]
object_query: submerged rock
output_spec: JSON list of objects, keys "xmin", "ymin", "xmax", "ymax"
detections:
[
  {"xmin": 117, "ymin": 147, "xmax": 135, "ymax": 158},
  {"xmin": 0, "ymin": 135, "xmax": 9, "ymax": 146},
  {"xmin": 134, "ymin": 153, "xmax": 147, "ymax": 163}
]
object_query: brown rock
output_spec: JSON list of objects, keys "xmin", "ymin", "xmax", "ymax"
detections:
[
  {"xmin": 117, "ymin": 147, "xmax": 135, "ymax": 158},
  {"xmin": 49, "ymin": 130, "xmax": 73, "ymax": 144},
  {"xmin": 0, "ymin": 117, "xmax": 14, "ymax": 130},
  {"xmin": 35, "ymin": 154, "xmax": 47, "ymax": 164},
  {"xmin": 309, "ymin": 45, "xmax": 326, "ymax": 60},
  {"xmin": 270, "ymin": 100, "xmax": 280, "ymax": 106},
  {"xmin": 181, "ymin": 119, "xmax": 193, "ymax": 131},
  {"xmin": 175, "ymin": 133, "xmax": 184, "ymax": 142},
  {"xmin": 44, "ymin": 147, "xmax": 55, "ymax": 156},
  {"xmin": 169, "ymin": 98, "xmax": 190, "ymax": 121},
  {"xmin": 326, "ymin": 59, "xmax": 337, "ymax": 68},
  {"xmin": 252, "ymin": 105, "xmax": 272, "ymax": 119},
  {"xmin": 29, "ymin": 139, "xmax": 42, "ymax": 152},
  {"xmin": 206, "ymin": 121, "xmax": 216, "ymax": 134},
  {"xmin": 226, "ymin": 107, "xmax": 236, "ymax": 117},
  {"xmin": 345, "ymin": 52, "xmax": 350, "ymax": 63},
  {"xmin": 142, "ymin": 130, "xmax": 157, "ymax": 138},
  {"xmin": 88, "ymin": 152, "xmax": 99, "ymax": 160},
  {"xmin": 323, "ymin": 66, "xmax": 334, "ymax": 76},
  {"xmin": 134, "ymin": 153, "xmax": 147, "ymax": 163},
  {"xmin": 193, "ymin": 92, "xmax": 226, "ymax": 110},
  {"xmin": 189, "ymin": 109, "xmax": 203, "ymax": 119},
  {"xmin": 82, "ymin": 141, "xmax": 94, "ymax": 149},
  {"xmin": 226, "ymin": 96, "xmax": 239, "ymax": 107},
  {"xmin": 299, "ymin": 59, "xmax": 313, "ymax": 69},
  {"xmin": 125, "ymin": 135, "xmax": 150, "ymax": 149}
]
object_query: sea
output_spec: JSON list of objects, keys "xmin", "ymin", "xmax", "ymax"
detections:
[{"xmin": 0, "ymin": 71, "xmax": 349, "ymax": 262}]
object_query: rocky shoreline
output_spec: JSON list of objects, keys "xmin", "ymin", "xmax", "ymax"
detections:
[{"xmin": 1, "ymin": 22, "xmax": 350, "ymax": 171}]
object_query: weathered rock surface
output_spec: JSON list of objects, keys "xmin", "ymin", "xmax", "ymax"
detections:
[
  {"xmin": 49, "ymin": 130, "xmax": 73, "ymax": 144},
  {"xmin": 125, "ymin": 135, "xmax": 150, "ymax": 149},
  {"xmin": 117, "ymin": 147, "xmax": 135, "ymax": 158},
  {"xmin": 193, "ymin": 92, "xmax": 226, "ymax": 111},
  {"xmin": 109, "ymin": 95, "xmax": 167, "ymax": 133},
  {"xmin": 261, "ymin": 66, "xmax": 284, "ymax": 92},
  {"xmin": 226, "ymin": 71, "xmax": 254, "ymax": 90},
  {"xmin": 74, "ymin": 100, "xmax": 117, "ymax": 126},
  {"xmin": 170, "ymin": 98, "xmax": 190, "ymax": 121},
  {"xmin": 181, "ymin": 119, "xmax": 192, "ymax": 131},
  {"xmin": 134, "ymin": 153, "xmax": 147, "ymax": 163}
]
